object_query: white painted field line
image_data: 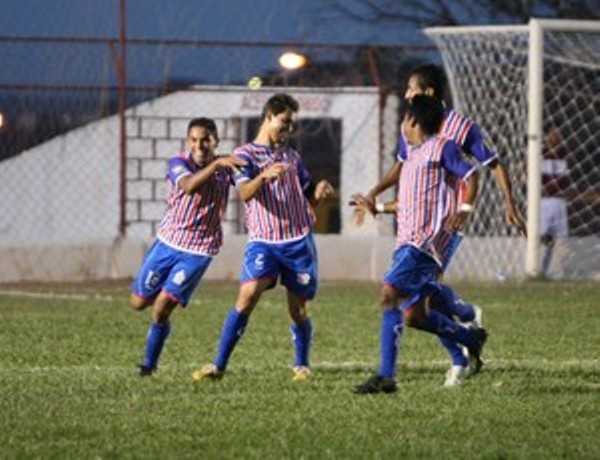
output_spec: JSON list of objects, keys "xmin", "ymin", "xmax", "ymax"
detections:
[
  {"xmin": 2, "ymin": 358, "xmax": 599, "ymax": 375},
  {"xmin": 0, "ymin": 290, "xmax": 257, "ymax": 308},
  {"xmin": 0, "ymin": 290, "xmax": 116, "ymax": 302}
]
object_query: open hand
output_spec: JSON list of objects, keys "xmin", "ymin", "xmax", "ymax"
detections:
[
  {"xmin": 314, "ymin": 180, "xmax": 335, "ymax": 201},
  {"xmin": 349, "ymin": 193, "xmax": 376, "ymax": 215},
  {"xmin": 506, "ymin": 204, "xmax": 526, "ymax": 237},
  {"xmin": 261, "ymin": 162, "xmax": 288, "ymax": 181},
  {"xmin": 446, "ymin": 211, "xmax": 471, "ymax": 232}
]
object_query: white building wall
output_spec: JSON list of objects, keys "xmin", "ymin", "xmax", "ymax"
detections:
[{"xmin": 0, "ymin": 86, "xmax": 393, "ymax": 282}]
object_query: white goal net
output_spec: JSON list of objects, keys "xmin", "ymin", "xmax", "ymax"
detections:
[{"xmin": 425, "ymin": 19, "xmax": 600, "ymax": 280}]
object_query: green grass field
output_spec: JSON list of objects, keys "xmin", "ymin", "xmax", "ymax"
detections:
[{"xmin": 1, "ymin": 280, "xmax": 599, "ymax": 459}]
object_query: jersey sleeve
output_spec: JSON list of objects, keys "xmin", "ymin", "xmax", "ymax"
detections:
[
  {"xmin": 463, "ymin": 123, "xmax": 497, "ymax": 166},
  {"xmin": 395, "ymin": 134, "xmax": 408, "ymax": 162},
  {"xmin": 166, "ymin": 157, "xmax": 192, "ymax": 185},
  {"xmin": 232, "ymin": 149, "xmax": 258, "ymax": 187},
  {"xmin": 441, "ymin": 140, "xmax": 477, "ymax": 180}
]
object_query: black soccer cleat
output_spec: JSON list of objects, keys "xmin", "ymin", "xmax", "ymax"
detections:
[
  {"xmin": 466, "ymin": 327, "xmax": 488, "ymax": 375},
  {"xmin": 138, "ymin": 364, "xmax": 155, "ymax": 377},
  {"xmin": 353, "ymin": 375, "xmax": 397, "ymax": 394}
]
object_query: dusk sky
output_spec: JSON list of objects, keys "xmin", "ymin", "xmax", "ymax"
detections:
[
  {"xmin": 1, "ymin": 0, "xmax": 430, "ymax": 87},
  {"xmin": 1, "ymin": 0, "xmax": 422, "ymax": 44}
]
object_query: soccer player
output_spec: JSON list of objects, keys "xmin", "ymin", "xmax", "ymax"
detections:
[
  {"xmin": 353, "ymin": 95, "xmax": 487, "ymax": 394},
  {"xmin": 541, "ymin": 127, "xmax": 570, "ymax": 277},
  {"xmin": 355, "ymin": 64, "xmax": 523, "ymax": 384},
  {"xmin": 130, "ymin": 117, "xmax": 245, "ymax": 376},
  {"xmin": 193, "ymin": 93, "xmax": 334, "ymax": 382}
]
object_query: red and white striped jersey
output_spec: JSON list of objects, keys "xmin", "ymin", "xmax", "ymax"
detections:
[
  {"xmin": 397, "ymin": 108, "xmax": 495, "ymax": 211},
  {"xmin": 396, "ymin": 136, "xmax": 476, "ymax": 264},
  {"xmin": 233, "ymin": 142, "xmax": 314, "ymax": 243},
  {"xmin": 156, "ymin": 152, "xmax": 233, "ymax": 256}
]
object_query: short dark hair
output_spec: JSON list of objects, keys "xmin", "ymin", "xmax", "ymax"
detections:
[
  {"xmin": 403, "ymin": 94, "xmax": 445, "ymax": 136},
  {"xmin": 409, "ymin": 64, "xmax": 448, "ymax": 100},
  {"xmin": 261, "ymin": 93, "xmax": 299, "ymax": 121},
  {"xmin": 187, "ymin": 117, "xmax": 218, "ymax": 137}
]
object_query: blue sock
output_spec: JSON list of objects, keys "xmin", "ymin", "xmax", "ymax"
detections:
[
  {"xmin": 439, "ymin": 336, "xmax": 468, "ymax": 367},
  {"xmin": 434, "ymin": 295, "xmax": 469, "ymax": 367},
  {"xmin": 430, "ymin": 283, "xmax": 475, "ymax": 323},
  {"xmin": 418, "ymin": 309, "xmax": 477, "ymax": 349},
  {"xmin": 142, "ymin": 322, "xmax": 171, "ymax": 369},
  {"xmin": 290, "ymin": 318, "xmax": 313, "ymax": 367},
  {"xmin": 214, "ymin": 308, "xmax": 249, "ymax": 371},
  {"xmin": 378, "ymin": 308, "xmax": 403, "ymax": 379}
]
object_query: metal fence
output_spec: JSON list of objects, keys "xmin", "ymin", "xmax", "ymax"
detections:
[{"xmin": 0, "ymin": 35, "xmax": 437, "ymax": 244}]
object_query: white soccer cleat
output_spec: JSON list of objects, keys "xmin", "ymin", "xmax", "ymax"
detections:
[{"xmin": 444, "ymin": 365, "xmax": 467, "ymax": 387}]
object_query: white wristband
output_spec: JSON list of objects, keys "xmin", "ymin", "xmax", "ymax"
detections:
[
  {"xmin": 375, "ymin": 202, "xmax": 385, "ymax": 213},
  {"xmin": 459, "ymin": 203, "xmax": 474, "ymax": 213}
]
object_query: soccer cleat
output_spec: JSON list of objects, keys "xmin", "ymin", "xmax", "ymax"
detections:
[
  {"xmin": 192, "ymin": 363, "xmax": 224, "ymax": 382},
  {"xmin": 353, "ymin": 375, "xmax": 397, "ymax": 394},
  {"xmin": 138, "ymin": 364, "xmax": 155, "ymax": 377},
  {"xmin": 292, "ymin": 366, "xmax": 312, "ymax": 382},
  {"xmin": 444, "ymin": 365, "xmax": 467, "ymax": 387},
  {"xmin": 465, "ymin": 327, "xmax": 488, "ymax": 376}
]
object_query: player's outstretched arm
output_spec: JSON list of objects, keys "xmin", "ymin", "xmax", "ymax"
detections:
[
  {"xmin": 489, "ymin": 161, "xmax": 526, "ymax": 236},
  {"xmin": 238, "ymin": 162, "xmax": 288, "ymax": 202},
  {"xmin": 178, "ymin": 156, "xmax": 246, "ymax": 195},
  {"xmin": 349, "ymin": 194, "xmax": 395, "ymax": 226},
  {"xmin": 351, "ymin": 161, "xmax": 403, "ymax": 220},
  {"xmin": 366, "ymin": 161, "xmax": 402, "ymax": 201}
]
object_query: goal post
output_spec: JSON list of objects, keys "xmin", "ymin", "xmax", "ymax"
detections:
[{"xmin": 425, "ymin": 18, "xmax": 600, "ymax": 279}]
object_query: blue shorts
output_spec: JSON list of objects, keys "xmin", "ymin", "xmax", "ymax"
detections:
[
  {"xmin": 240, "ymin": 233, "xmax": 318, "ymax": 300},
  {"xmin": 440, "ymin": 232, "xmax": 463, "ymax": 273},
  {"xmin": 383, "ymin": 245, "xmax": 441, "ymax": 310},
  {"xmin": 131, "ymin": 239, "xmax": 212, "ymax": 307}
]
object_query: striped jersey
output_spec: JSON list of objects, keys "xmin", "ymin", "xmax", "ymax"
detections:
[
  {"xmin": 542, "ymin": 144, "xmax": 569, "ymax": 198},
  {"xmin": 397, "ymin": 109, "xmax": 497, "ymax": 166},
  {"xmin": 233, "ymin": 142, "xmax": 314, "ymax": 243},
  {"xmin": 396, "ymin": 136, "xmax": 476, "ymax": 264},
  {"xmin": 395, "ymin": 108, "xmax": 493, "ymax": 231},
  {"xmin": 156, "ymin": 151, "xmax": 233, "ymax": 256}
]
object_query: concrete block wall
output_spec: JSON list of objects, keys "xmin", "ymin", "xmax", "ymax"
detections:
[{"xmin": 124, "ymin": 115, "xmax": 242, "ymax": 239}]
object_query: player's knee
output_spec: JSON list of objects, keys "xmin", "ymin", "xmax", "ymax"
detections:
[
  {"xmin": 236, "ymin": 282, "xmax": 266, "ymax": 312},
  {"xmin": 150, "ymin": 293, "xmax": 179, "ymax": 323},
  {"xmin": 379, "ymin": 285, "xmax": 399, "ymax": 309},
  {"xmin": 152, "ymin": 309, "xmax": 172, "ymax": 324},
  {"xmin": 403, "ymin": 305, "xmax": 425, "ymax": 328},
  {"xmin": 289, "ymin": 303, "xmax": 308, "ymax": 324},
  {"xmin": 129, "ymin": 294, "xmax": 149, "ymax": 311}
]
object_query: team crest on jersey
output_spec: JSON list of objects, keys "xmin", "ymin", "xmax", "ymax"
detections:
[
  {"xmin": 144, "ymin": 270, "xmax": 160, "ymax": 289},
  {"xmin": 173, "ymin": 269, "xmax": 187, "ymax": 286},
  {"xmin": 297, "ymin": 273, "xmax": 311, "ymax": 286}
]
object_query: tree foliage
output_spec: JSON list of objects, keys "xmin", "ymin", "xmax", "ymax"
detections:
[{"xmin": 319, "ymin": 0, "xmax": 600, "ymax": 27}]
